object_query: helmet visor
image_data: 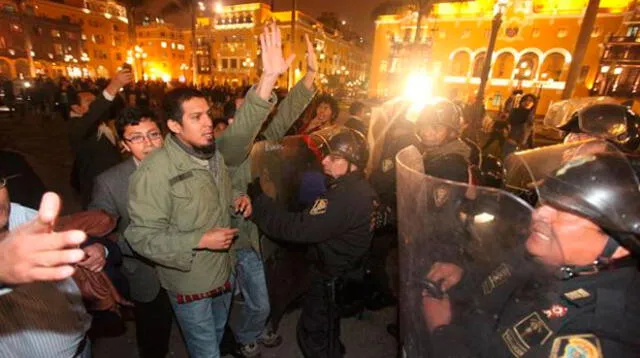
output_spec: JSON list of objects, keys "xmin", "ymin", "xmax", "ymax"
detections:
[{"xmin": 577, "ymin": 103, "xmax": 628, "ymax": 139}]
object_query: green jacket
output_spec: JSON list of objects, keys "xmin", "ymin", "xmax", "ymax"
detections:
[
  {"xmin": 125, "ymin": 88, "xmax": 275, "ymax": 294},
  {"xmin": 230, "ymin": 80, "xmax": 316, "ymax": 253}
]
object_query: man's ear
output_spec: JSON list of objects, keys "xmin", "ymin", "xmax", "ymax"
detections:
[{"xmin": 167, "ymin": 119, "xmax": 182, "ymax": 135}]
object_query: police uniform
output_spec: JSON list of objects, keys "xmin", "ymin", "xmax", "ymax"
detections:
[
  {"xmin": 249, "ymin": 127, "xmax": 377, "ymax": 358},
  {"xmin": 431, "ymin": 256, "xmax": 640, "ymax": 357}
]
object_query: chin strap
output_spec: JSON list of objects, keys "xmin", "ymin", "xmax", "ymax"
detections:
[{"xmin": 559, "ymin": 236, "xmax": 623, "ymax": 280}]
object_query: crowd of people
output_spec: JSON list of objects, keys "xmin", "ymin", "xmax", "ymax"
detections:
[{"xmin": 2, "ymin": 21, "xmax": 640, "ymax": 358}]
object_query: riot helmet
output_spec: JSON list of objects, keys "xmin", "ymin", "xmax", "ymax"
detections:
[
  {"xmin": 506, "ymin": 140, "xmax": 640, "ymax": 256},
  {"xmin": 414, "ymin": 98, "xmax": 463, "ymax": 147},
  {"xmin": 538, "ymin": 151, "xmax": 640, "ymax": 254},
  {"xmin": 310, "ymin": 126, "xmax": 369, "ymax": 169},
  {"xmin": 557, "ymin": 103, "xmax": 640, "ymax": 152}
]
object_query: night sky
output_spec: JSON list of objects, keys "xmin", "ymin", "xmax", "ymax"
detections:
[{"xmin": 152, "ymin": 0, "xmax": 382, "ymax": 42}]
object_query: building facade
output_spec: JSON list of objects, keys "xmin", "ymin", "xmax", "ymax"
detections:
[
  {"xmin": 134, "ymin": 20, "xmax": 192, "ymax": 82},
  {"xmin": 194, "ymin": 2, "xmax": 369, "ymax": 90},
  {"xmin": 370, "ymin": 0, "xmax": 634, "ymax": 115},
  {"xmin": 0, "ymin": 0, "xmax": 129, "ymax": 79}
]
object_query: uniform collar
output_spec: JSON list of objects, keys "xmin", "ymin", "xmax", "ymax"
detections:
[{"xmin": 329, "ymin": 171, "xmax": 363, "ymax": 188}]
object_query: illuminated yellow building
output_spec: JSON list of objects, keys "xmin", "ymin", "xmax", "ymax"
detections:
[
  {"xmin": 194, "ymin": 2, "xmax": 369, "ymax": 89},
  {"xmin": 370, "ymin": 0, "xmax": 634, "ymax": 114},
  {"xmin": 134, "ymin": 20, "xmax": 192, "ymax": 82},
  {"xmin": 0, "ymin": 0, "xmax": 129, "ymax": 78}
]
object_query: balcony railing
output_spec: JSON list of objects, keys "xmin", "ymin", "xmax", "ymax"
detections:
[{"xmin": 608, "ymin": 35, "xmax": 640, "ymax": 44}]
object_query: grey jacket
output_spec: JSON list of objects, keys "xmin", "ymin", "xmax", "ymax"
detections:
[{"xmin": 89, "ymin": 157, "xmax": 161, "ymax": 302}]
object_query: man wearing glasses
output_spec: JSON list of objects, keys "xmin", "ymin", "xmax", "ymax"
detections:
[{"xmin": 88, "ymin": 107, "xmax": 169, "ymax": 358}]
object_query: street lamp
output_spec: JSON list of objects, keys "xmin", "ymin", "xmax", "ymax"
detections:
[{"xmin": 214, "ymin": 1, "xmax": 223, "ymax": 13}]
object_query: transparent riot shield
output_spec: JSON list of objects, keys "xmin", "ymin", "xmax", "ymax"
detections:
[
  {"xmin": 249, "ymin": 135, "xmax": 323, "ymax": 330},
  {"xmin": 396, "ymin": 145, "xmax": 539, "ymax": 357},
  {"xmin": 366, "ymin": 98, "xmax": 413, "ymax": 174}
]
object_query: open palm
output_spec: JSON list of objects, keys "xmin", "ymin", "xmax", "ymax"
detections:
[{"xmin": 260, "ymin": 22, "xmax": 296, "ymax": 77}]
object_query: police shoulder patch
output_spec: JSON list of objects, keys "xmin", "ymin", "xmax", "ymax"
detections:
[
  {"xmin": 433, "ymin": 185, "xmax": 449, "ymax": 207},
  {"xmin": 309, "ymin": 198, "xmax": 328, "ymax": 216},
  {"xmin": 382, "ymin": 159, "xmax": 394, "ymax": 173},
  {"xmin": 549, "ymin": 334, "xmax": 603, "ymax": 358},
  {"xmin": 482, "ymin": 263, "xmax": 512, "ymax": 295}
]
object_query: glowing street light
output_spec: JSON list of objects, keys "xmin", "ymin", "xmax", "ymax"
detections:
[
  {"xmin": 600, "ymin": 65, "xmax": 611, "ymax": 73},
  {"xmin": 613, "ymin": 67, "xmax": 623, "ymax": 75},
  {"xmin": 214, "ymin": 2, "xmax": 224, "ymax": 13}
]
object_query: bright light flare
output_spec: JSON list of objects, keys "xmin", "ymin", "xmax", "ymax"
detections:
[
  {"xmin": 403, "ymin": 71, "xmax": 434, "ymax": 121},
  {"xmin": 161, "ymin": 74, "xmax": 171, "ymax": 83}
]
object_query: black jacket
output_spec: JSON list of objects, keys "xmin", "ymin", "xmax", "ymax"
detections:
[
  {"xmin": 251, "ymin": 171, "xmax": 377, "ymax": 277},
  {"xmin": 68, "ymin": 93, "xmax": 121, "ymax": 208}
]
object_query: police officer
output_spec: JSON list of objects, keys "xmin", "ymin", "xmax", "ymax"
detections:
[
  {"xmin": 556, "ymin": 102, "xmax": 640, "ymax": 178},
  {"xmin": 248, "ymin": 126, "xmax": 377, "ymax": 358},
  {"xmin": 421, "ymin": 147, "xmax": 640, "ymax": 357},
  {"xmin": 558, "ymin": 102, "xmax": 640, "ymax": 151},
  {"xmin": 415, "ymin": 98, "xmax": 479, "ymax": 183}
]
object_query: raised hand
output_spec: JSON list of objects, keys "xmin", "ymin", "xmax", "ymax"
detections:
[
  {"xmin": 260, "ymin": 22, "xmax": 296, "ymax": 77},
  {"xmin": 304, "ymin": 34, "xmax": 317, "ymax": 73}
]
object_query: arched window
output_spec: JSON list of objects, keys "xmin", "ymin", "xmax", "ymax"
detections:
[
  {"xmin": 450, "ymin": 51, "xmax": 470, "ymax": 77},
  {"xmin": 492, "ymin": 52, "xmax": 515, "ymax": 79},
  {"xmin": 472, "ymin": 52, "xmax": 486, "ymax": 78},
  {"xmin": 539, "ymin": 52, "xmax": 565, "ymax": 81}
]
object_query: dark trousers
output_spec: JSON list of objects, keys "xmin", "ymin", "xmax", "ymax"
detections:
[
  {"xmin": 133, "ymin": 288, "xmax": 174, "ymax": 358},
  {"xmin": 297, "ymin": 275, "xmax": 342, "ymax": 358},
  {"xmin": 367, "ymin": 229, "xmax": 398, "ymax": 296}
]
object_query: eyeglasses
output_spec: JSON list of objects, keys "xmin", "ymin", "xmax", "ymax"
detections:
[
  {"xmin": 0, "ymin": 174, "xmax": 20, "ymax": 189},
  {"xmin": 124, "ymin": 131, "xmax": 163, "ymax": 144}
]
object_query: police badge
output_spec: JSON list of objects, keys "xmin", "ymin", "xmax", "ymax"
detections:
[{"xmin": 433, "ymin": 185, "xmax": 449, "ymax": 207}]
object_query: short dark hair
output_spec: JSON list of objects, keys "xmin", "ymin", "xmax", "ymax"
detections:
[
  {"xmin": 68, "ymin": 90, "xmax": 94, "ymax": 107},
  {"xmin": 116, "ymin": 107, "xmax": 160, "ymax": 139},
  {"xmin": 349, "ymin": 101, "xmax": 365, "ymax": 116},
  {"xmin": 163, "ymin": 87, "xmax": 206, "ymax": 124},
  {"xmin": 314, "ymin": 94, "xmax": 339, "ymax": 121}
]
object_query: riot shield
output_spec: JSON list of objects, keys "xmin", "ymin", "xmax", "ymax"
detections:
[
  {"xmin": 396, "ymin": 145, "xmax": 541, "ymax": 357},
  {"xmin": 249, "ymin": 135, "xmax": 323, "ymax": 330},
  {"xmin": 366, "ymin": 97, "xmax": 413, "ymax": 174}
]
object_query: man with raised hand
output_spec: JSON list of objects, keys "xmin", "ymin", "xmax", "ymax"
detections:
[{"xmin": 125, "ymin": 23, "xmax": 294, "ymax": 358}]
